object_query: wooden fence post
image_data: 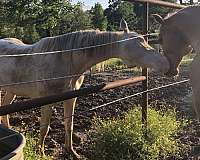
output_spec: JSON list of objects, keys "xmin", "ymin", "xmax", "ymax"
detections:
[{"xmin": 142, "ymin": 2, "xmax": 149, "ymax": 125}]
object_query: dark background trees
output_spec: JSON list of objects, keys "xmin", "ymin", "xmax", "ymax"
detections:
[{"xmin": 0, "ymin": 0, "xmax": 191, "ymax": 43}]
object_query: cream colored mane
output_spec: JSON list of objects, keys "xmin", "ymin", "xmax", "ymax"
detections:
[
  {"xmin": 33, "ymin": 30, "xmax": 138, "ymax": 52},
  {"xmin": 3, "ymin": 38, "xmax": 24, "ymax": 45}
]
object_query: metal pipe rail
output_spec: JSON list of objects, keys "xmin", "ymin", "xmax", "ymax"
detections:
[
  {"xmin": 125, "ymin": 0, "xmax": 186, "ymax": 9},
  {"xmin": 0, "ymin": 76, "xmax": 146, "ymax": 116}
]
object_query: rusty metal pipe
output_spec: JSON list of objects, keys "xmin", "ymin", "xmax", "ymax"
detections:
[
  {"xmin": 125, "ymin": 0, "xmax": 186, "ymax": 9},
  {"xmin": 0, "ymin": 76, "xmax": 146, "ymax": 116}
]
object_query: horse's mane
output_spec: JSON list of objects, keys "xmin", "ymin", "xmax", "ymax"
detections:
[
  {"xmin": 34, "ymin": 30, "xmax": 138, "ymax": 52},
  {"xmin": 4, "ymin": 38, "xmax": 25, "ymax": 45}
]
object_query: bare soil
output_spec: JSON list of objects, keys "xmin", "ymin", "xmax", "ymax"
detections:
[{"xmin": 10, "ymin": 63, "xmax": 200, "ymax": 160}]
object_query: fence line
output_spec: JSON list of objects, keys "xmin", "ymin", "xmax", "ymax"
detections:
[
  {"xmin": 0, "ymin": 57, "xmax": 192, "ymax": 88},
  {"xmin": 126, "ymin": 0, "xmax": 186, "ymax": 9},
  {"xmin": 0, "ymin": 32, "xmax": 159, "ymax": 88},
  {"xmin": 0, "ymin": 67, "xmax": 137, "ymax": 88},
  {"xmin": 61, "ymin": 79, "xmax": 190, "ymax": 120},
  {"xmin": 0, "ymin": 33, "xmax": 158, "ymax": 58},
  {"xmin": 0, "ymin": 0, "xmax": 195, "ymax": 157},
  {"xmin": 88, "ymin": 79, "xmax": 189, "ymax": 111},
  {"xmin": 0, "ymin": 74, "xmax": 84, "ymax": 88},
  {"xmin": 0, "ymin": 76, "xmax": 146, "ymax": 116},
  {"xmin": 0, "ymin": 73, "xmax": 191, "ymax": 147}
]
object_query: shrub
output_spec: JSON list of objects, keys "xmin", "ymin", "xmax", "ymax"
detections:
[
  {"xmin": 23, "ymin": 133, "xmax": 51, "ymax": 160},
  {"xmin": 89, "ymin": 107, "xmax": 186, "ymax": 160}
]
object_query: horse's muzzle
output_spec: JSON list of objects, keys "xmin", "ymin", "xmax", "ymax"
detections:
[{"xmin": 164, "ymin": 69, "xmax": 179, "ymax": 77}]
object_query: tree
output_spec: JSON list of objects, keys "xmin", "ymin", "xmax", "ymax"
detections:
[
  {"xmin": 148, "ymin": 0, "xmax": 177, "ymax": 32},
  {"xmin": 90, "ymin": 3, "xmax": 108, "ymax": 31},
  {"xmin": 0, "ymin": 0, "xmax": 92, "ymax": 43},
  {"xmin": 104, "ymin": 1, "xmax": 138, "ymax": 31},
  {"xmin": 55, "ymin": 2, "xmax": 92, "ymax": 34},
  {"xmin": 0, "ymin": 0, "xmax": 40, "ymax": 42}
]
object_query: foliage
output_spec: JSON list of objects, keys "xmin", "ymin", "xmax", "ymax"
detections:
[
  {"xmin": 105, "ymin": 1, "xmax": 138, "ymax": 31},
  {"xmin": 0, "ymin": 0, "xmax": 185, "ymax": 43},
  {"xmin": 24, "ymin": 132, "xmax": 51, "ymax": 160},
  {"xmin": 90, "ymin": 3, "xmax": 108, "ymax": 31},
  {"xmin": 149, "ymin": 0, "xmax": 177, "ymax": 32},
  {"xmin": 0, "ymin": 0, "xmax": 92, "ymax": 43},
  {"xmin": 89, "ymin": 107, "xmax": 187, "ymax": 160}
]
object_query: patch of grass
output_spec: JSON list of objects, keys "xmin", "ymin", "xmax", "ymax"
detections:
[
  {"xmin": 89, "ymin": 107, "xmax": 187, "ymax": 160},
  {"xmin": 91, "ymin": 58, "xmax": 126, "ymax": 72},
  {"xmin": 24, "ymin": 133, "xmax": 51, "ymax": 160},
  {"xmin": 104, "ymin": 58, "xmax": 125, "ymax": 69},
  {"xmin": 181, "ymin": 53, "xmax": 195, "ymax": 65}
]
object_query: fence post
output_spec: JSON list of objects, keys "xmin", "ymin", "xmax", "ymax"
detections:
[{"xmin": 142, "ymin": 2, "xmax": 149, "ymax": 125}]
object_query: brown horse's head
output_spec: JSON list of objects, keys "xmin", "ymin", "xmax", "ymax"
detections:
[{"xmin": 152, "ymin": 14, "xmax": 193, "ymax": 77}]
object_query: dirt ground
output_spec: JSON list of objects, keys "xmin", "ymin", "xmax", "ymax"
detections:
[{"xmin": 10, "ymin": 62, "xmax": 200, "ymax": 160}]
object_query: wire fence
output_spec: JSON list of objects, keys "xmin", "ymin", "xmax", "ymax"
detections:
[
  {"xmin": 0, "ymin": 34, "xmax": 192, "ymax": 129},
  {"xmin": 0, "ymin": 32, "xmax": 159, "ymax": 89},
  {"xmin": 0, "ymin": 19, "xmax": 194, "ymax": 158},
  {"xmin": 0, "ymin": 33, "xmax": 158, "ymax": 58}
]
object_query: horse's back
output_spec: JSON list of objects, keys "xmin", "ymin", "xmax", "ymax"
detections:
[{"xmin": 0, "ymin": 38, "xmax": 33, "ymax": 54}]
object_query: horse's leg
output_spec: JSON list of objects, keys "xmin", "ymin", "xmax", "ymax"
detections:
[
  {"xmin": 0, "ymin": 92, "xmax": 15, "ymax": 128},
  {"xmin": 64, "ymin": 98, "xmax": 79, "ymax": 158},
  {"xmin": 64, "ymin": 75, "xmax": 84, "ymax": 159},
  {"xmin": 39, "ymin": 105, "xmax": 52, "ymax": 154},
  {"xmin": 191, "ymin": 55, "xmax": 200, "ymax": 120}
]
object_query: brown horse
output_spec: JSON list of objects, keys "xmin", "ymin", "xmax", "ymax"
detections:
[
  {"xmin": 0, "ymin": 19, "xmax": 169, "ymax": 159},
  {"xmin": 153, "ymin": 6, "xmax": 200, "ymax": 119}
]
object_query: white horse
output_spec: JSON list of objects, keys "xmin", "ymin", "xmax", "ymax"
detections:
[{"xmin": 0, "ymin": 19, "xmax": 169, "ymax": 159}]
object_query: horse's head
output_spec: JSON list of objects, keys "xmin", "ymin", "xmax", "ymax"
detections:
[
  {"xmin": 152, "ymin": 14, "xmax": 193, "ymax": 77},
  {"xmin": 119, "ymin": 19, "xmax": 169, "ymax": 73}
]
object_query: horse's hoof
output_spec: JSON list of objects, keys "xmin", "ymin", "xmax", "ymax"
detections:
[
  {"xmin": 72, "ymin": 151, "xmax": 81, "ymax": 160},
  {"xmin": 65, "ymin": 147, "xmax": 81, "ymax": 160}
]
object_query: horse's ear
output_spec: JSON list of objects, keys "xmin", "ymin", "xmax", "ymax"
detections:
[
  {"xmin": 120, "ymin": 18, "xmax": 129, "ymax": 33},
  {"xmin": 151, "ymin": 14, "xmax": 164, "ymax": 24}
]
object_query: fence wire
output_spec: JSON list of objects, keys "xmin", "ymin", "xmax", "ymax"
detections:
[
  {"xmin": 61, "ymin": 78, "xmax": 190, "ymax": 120},
  {"xmin": 0, "ymin": 33, "xmax": 158, "ymax": 58},
  {"xmin": 0, "ymin": 67, "xmax": 136, "ymax": 88},
  {"xmin": 0, "ymin": 32, "xmax": 158, "ymax": 88},
  {"xmin": 0, "ymin": 32, "xmax": 192, "ymax": 143}
]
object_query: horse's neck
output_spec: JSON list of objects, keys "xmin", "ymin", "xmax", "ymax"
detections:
[
  {"xmin": 32, "ymin": 31, "xmax": 126, "ymax": 74},
  {"xmin": 176, "ymin": 7, "xmax": 200, "ymax": 52},
  {"xmin": 183, "ymin": 24, "xmax": 200, "ymax": 52},
  {"xmin": 70, "ymin": 43, "xmax": 121, "ymax": 74}
]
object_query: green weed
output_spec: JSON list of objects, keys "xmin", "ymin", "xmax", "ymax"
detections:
[{"xmin": 89, "ymin": 107, "xmax": 187, "ymax": 160}]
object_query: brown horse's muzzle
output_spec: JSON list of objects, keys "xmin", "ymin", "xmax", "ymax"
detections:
[{"xmin": 165, "ymin": 68, "xmax": 179, "ymax": 77}]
